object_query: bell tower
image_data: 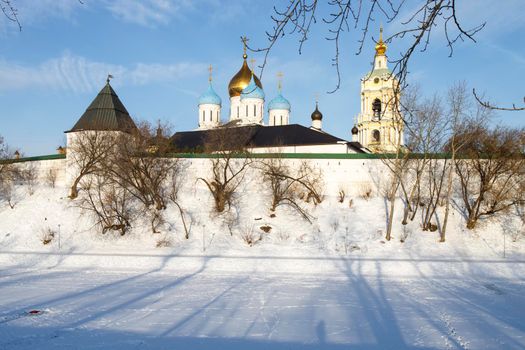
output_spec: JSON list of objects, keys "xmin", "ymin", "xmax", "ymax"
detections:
[{"xmin": 355, "ymin": 26, "xmax": 404, "ymax": 153}]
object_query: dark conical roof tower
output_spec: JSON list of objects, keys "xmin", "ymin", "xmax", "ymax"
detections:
[{"xmin": 68, "ymin": 79, "xmax": 136, "ymax": 133}]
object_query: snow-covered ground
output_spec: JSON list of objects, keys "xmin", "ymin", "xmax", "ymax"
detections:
[{"xmin": 1, "ymin": 183, "xmax": 524, "ymax": 349}]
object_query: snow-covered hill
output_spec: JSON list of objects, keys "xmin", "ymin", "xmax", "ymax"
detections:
[{"xmin": 1, "ymin": 177, "xmax": 524, "ymax": 349}]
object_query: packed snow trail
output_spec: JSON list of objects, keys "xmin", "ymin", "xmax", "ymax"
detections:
[{"xmin": 0, "ymin": 256, "xmax": 523, "ymax": 349}]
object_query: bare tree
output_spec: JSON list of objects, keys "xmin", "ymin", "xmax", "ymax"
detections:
[
  {"xmin": 252, "ymin": 1, "xmax": 484, "ymax": 94},
  {"xmin": 0, "ymin": 0, "xmax": 20, "ymax": 30},
  {"xmin": 455, "ymin": 126, "xmax": 525, "ymax": 229},
  {"xmin": 198, "ymin": 127, "xmax": 254, "ymax": 213},
  {"xmin": 473, "ymin": 89, "xmax": 525, "ymax": 112},
  {"xmin": 45, "ymin": 168, "xmax": 58, "ymax": 188},
  {"xmin": 378, "ymin": 85, "xmax": 407, "ymax": 241},
  {"xmin": 168, "ymin": 163, "xmax": 190, "ymax": 239},
  {"xmin": 0, "ymin": 135, "xmax": 18, "ymax": 208},
  {"xmin": 68, "ymin": 131, "xmax": 119, "ymax": 199},
  {"xmin": 20, "ymin": 162, "xmax": 38, "ymax": 196},
  {"xmin": 440, "ymin": 83, "xmax": 490, "ymax": 241},
  {"xmin": 259, "ymin": 157, "xmax": 324, "ymax": 222},
  {"xmin": 76, "ymin": 176, "xmax": 135, "ymax": 236},
  {"xmin": 109, "ymin": 121, "xmax": 185, "ymax": 234},
  {"xmin": 1, "ymin": 0, "xmax": 84, "ymax": 31}
]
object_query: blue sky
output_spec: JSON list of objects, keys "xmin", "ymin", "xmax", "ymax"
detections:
[{"xmin": 0, "ymin": 0, "xmax": 523, "ymax": 155}]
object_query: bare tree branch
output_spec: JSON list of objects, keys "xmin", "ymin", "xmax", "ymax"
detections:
[{"xmin": 473, "ymin": 89, "xmax": 525, "ymax": 112}]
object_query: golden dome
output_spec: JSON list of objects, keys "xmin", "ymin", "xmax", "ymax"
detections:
[
  {"xmin": 375, "ymin": 26, "xmax": 387, "ymax": 56},
  {"xmin": 228, "ymin": 58, "xmax": 263, "ymax": 97}
]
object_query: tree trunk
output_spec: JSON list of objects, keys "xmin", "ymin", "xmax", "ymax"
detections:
[
  {"xmin": 69, "ymin": 177, "xmax": 81, "ymax": 199},
  {"xmin": 386, "ymin": 177, "xmax": 399, "ymax": 241},
  {"xmin": 441, "ymin": 163, "xmax": 454, "ymax": 242}
]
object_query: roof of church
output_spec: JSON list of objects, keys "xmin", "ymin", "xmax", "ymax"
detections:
[
  {"xmin": 198, "ymin": 84, "xmax": 222, "ymax": 106},
  {"xmin": 67, "ymin": 82, "xmax": 137, "ymax": 133},
  {"xmin": 241, "ymin": 76, "xmax": 265, "ymax": 100},
  {"xmin": 268, "ymin": 93, "xmax": 291, "ymax": 111},
  {"xmin": 170, "ymin": 124, "xmax": 365, "ymax": 153}
]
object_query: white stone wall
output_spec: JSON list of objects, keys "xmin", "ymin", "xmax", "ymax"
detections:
[
  {"xmin": 23, "ymin": 155, "xmax": 392, "ymax": 200},
  {"xmin": 13, "ymin": 159, "xmax": 67, "ymax": 187}
]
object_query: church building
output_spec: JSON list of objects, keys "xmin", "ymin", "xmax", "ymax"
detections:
[{"xmin": 65, "ymin": 28, "xmax": 403, "ymax": 155}]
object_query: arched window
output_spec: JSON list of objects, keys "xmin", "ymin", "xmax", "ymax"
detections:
[
  {"xmin": 209, "ymin": 110, "xmax": 212, "ymax": 121},
  {"xmin": 372, "ymin": 129, "xmax": 380, "ymax": 143},
  {"xmin": 246, "ymin": 105, "xmax": 248, "ymax": 116},
  {"xmin": 280, "ymin": 115, "xmax": 283, "ymax": 125},
  {"xmin": 202, "ymin": 110, "xmax": 205, "ymax": 121},
  {"xmin": 372, "ymin": 98, "xmax": 382, "ymax": 119},
  {"xmin": 254, "ymin": 104, "xmax": 256, "ymax": 116},
  {"xmin": 237, "ymin": 106, "xmax": 239, "ymax": 118}
]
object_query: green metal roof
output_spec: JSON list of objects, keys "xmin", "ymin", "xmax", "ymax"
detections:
[
  {"xmin": 363, "ymin": 68, "xmax": 393, "ymax": 80},
  {"xmin": 67, "ymin": 82, "xmax": 137, "ymax": 133}
]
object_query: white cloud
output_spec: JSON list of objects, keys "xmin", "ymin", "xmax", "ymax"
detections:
[
  {"xmin": 0, "ymin": 52, "xmax": 206, "ymax": 92},
  {"xmin": 103, "ymin": 0, "xmax": 194, "ymax": 27},
  {"xmin": 0, "ymin": 0, "xmax": 253, "ymax": 31}
]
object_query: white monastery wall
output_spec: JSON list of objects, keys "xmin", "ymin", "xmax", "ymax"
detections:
[
  {"xmin": 14, "ymin": 159, "xmax": 67, "ymax": 187},
  {"xmin": 24, "ymin": 156, "xmax": 390, "ymax": 199}
]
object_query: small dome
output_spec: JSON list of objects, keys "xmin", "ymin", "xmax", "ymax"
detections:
[
  {"xmin": 198, "ymin": 84, "xmax": 222, "ymax": 106},
  {"xmin": 311, "ymin": 104, "xmax": 323, "ymax": 121},
  {"xmin": 241, "ymin": 76, "xmax": 265, "ymax": 100},
  {"xmin": 351, "ymin": 125, "xmax": 358, "ymax": 135},
  {"xmin": 268, "ymin": 93, "xmax": 291, "ymax": 111},
  {"xmin": 228, "ymin": 58, "xmax": 263, "ymax": 97}
]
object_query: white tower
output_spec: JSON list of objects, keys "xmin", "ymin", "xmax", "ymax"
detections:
[
  {"xmin": 356, "ymin": 26, "xmax": 404, "ymax": 153},
  {"xmin": 198, "ymin": 65, "xmax": 221, "ymax": 129},
  {"xmin": 268, "ymin": 72, "xmax": 291, "ymax": 126}
]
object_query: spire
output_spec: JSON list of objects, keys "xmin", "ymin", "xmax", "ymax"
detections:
[{"xmin": 375, "ymin": 25, "xmax": 387, "ymax": 56}]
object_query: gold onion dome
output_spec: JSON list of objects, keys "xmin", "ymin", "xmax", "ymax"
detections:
[
  {"xmin": 228, "ymin": 40, "xmax": 263, "ymax": 97},
  {"xmin": 375, "ymin": 26, "xmax": 387, "ymax": 56}
]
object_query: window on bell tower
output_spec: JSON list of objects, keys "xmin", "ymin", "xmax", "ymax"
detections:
[
  {"xmin": 372, "ymin": 98, "xmax": 382, "ymax": 120},
  {"xmin": 372, "ymin": 129, "xmax": 380, "ymax": 143}
]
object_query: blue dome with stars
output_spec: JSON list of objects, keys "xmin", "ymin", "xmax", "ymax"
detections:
[
  {"xmin": 268, "ymin": 93, "xmax": 291, "ymax": 111},
  {"xmin": 198, "ymin": 84, "xmax": 222, "ymax": 106},
  {"xmin": 241, "ymin": 76, "xmax": 265, "ymax": 100}
]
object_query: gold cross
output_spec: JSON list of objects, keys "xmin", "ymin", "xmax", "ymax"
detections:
[
  {"xmin": 277, "ymin": 71, "xmax": 284, "ymax": 92},
  {"xmin": 208, "ymin": 64, "xmax": 213, "ymax": 82},
  {"xmin": 241, "ymin": 36, "xmax": 249, "ymax": 56}
]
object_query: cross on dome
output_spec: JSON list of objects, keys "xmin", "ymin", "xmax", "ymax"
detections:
[
  {"xmin": 241, "ymin": 36, "xmax": 249, "ymax": 59},
  {"xmin": 277, "ymin": 71, "xmax": 284, "ymax": 92}
]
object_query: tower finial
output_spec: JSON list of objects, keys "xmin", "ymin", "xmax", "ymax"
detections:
[
  {"xmin": 375, "ymin": 25, "xmax": 387, "ymax": 56},
  {"xmin": 106, "ymin": 73, "xmax": 113, "ymax": 84},
  {"xmin": 277, "ymin": 71, "xmax": 283, "ymax": 92},
  {"xmin": 208, "ymin": 64, "xmax": 213, "ymax": 83},
  {"xmin": 241, "ymin": 36, "xmax": 249, "ymax": 59}
]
